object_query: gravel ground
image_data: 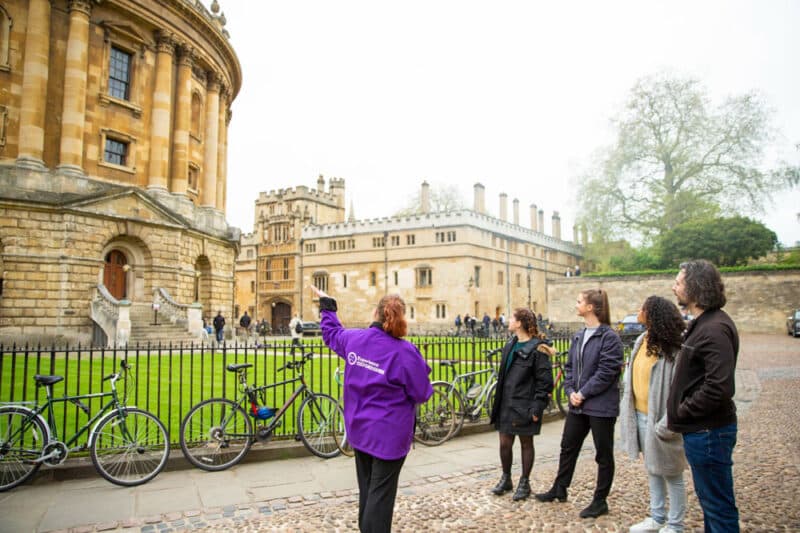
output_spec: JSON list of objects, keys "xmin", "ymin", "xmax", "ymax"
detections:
[{"xmin": 90, "ymin": 334, "xmax": 800, "ymax": 533}]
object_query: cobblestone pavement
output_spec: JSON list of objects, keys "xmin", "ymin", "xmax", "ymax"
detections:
[{"xmin": 57, "ymin": 334, "xmax": 800, "ymax": 532}]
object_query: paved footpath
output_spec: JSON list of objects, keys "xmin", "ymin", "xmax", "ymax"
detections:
[{"xmin": 1, "ymin": 334, "xmax": 798, "ymax": 532}]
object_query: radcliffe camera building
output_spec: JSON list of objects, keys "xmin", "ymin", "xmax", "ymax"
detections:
[
  {"xmin": 0, "ymin": 0, "xmax": 241, "ymax": 345},
  {"xmin": 237, "ymin": 179, "xmax": 584, "ymax": 332}
]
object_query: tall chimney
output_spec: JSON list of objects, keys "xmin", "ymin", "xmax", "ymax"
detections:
[
  {"xmin": 513, "ymin": 198, "xmax": 519, "ymax": 225},
  {"xmin": 420, "ymin": 181, "xmax": 430, "ymax": 214},
  {"xmin": 530, "ymin": 204, "xmax": 538, "ymax": 232},
  {"xmin": 317, "ymin": 174, "xmax": 325, "ymax": 192},
  {"xmin": 538, "ymin": 209, "xmax": 544, "ymax": 234},
  {"xmin": 473, "ymin": 183, "xmax": 485, "ymax": 214},
  {"xmin": 499, "ymin": 193, "xmax": 508, "ymax": 221},
  {"xmin": 573, "ymin": 224, "xmax": 579, "ymax": 244},
  {"xmin": 552, "ymin": 211, "xmax": 561, "ymax": 240}
]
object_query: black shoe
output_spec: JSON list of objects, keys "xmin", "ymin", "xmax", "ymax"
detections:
[
  {"xmin": 512, "ymin": 477, "xmax": 531, "ymax": 501},
  {"xmin": 579, "ymin": 499, "xmax": 608, "ymax": 518},
  {"xmin": 534, "ymin": 485, "xmax": 567, "ymax": 502},
  {"xmin": 491, "ymin": 473, "xmax": 513, "ymax": 495}
]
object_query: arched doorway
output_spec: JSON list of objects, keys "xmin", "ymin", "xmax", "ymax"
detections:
[
  {"xmin": 104, "ymin": 250, "xmax": 128, "ymax": 299},
  {"xmin": 272, "ymin": 302, "xmax": 291, "ymax": 333}
]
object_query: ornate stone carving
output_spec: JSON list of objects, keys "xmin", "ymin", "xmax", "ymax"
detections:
[
  {"xmin": 67, "ymin": 0, "xmax": 93, "ymax": 16},
  {"xmin": 154, "ymin": 29, "xmax": 176, "ymax": 54},
  {"xmin": 206, "ymin": 70, "xmax": 222, "ymax": 92},
  {"xmin": 177, "ymin": 44, "xmax": 195, "ymax": 67}
]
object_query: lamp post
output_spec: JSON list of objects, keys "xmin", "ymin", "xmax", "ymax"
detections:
[
  {"xmin": 526, "ymin": 263, "xmax": 532, "ymax": 310},
  {"xmin": 194, "ymin": 271, "xmax": 201, "ymax": 303}
]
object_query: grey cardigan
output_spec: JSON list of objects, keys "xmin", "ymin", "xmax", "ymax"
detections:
[{"xmin": 620, "ymin": 333, "xmax": 687, "ymax": 477}]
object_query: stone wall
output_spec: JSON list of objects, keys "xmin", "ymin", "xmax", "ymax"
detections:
[{"xmin": 546, "ymin": 269, "xmax": 800, "ymax": 334}]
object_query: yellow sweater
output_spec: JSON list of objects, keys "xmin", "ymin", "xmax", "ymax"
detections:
[{"xmin": 632, "ymin": 338, "xmax": 658, "ymax": 414}]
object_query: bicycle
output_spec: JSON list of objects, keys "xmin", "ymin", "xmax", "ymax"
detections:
[
  {"xmin": 545, "ymin": 351, "xmax": 568, "ymax": 416},
  {"xmin": 179, "ymin": 352, "xmax": 344, "ymax": 471},
  {"xmin": 0, "ymin": 361, "xmax": 169, "ymax": 491},
  {"xmin": 332, "ymin": 366, "xmax": 353, "ymax": 457},
  {"xmin": 429, "ymin": 347, "xmax": 502, "ymax": 443}
]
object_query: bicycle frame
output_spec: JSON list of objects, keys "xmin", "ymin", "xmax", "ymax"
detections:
[{"xmin": 442, "ymin": 365, "xmax": 497, "ymax": 417}]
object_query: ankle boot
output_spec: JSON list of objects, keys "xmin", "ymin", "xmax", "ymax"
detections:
[
  {"xmin": 579, "ymin": 498, "xmax": 608, "ymax": 518},
  {"xmin": 512, "ymin": 477, "xmax": 531, "ymax": 501},
  {"xmin": 491, "ymin": 472, "xmax": 513, "ymax": 495},
  {"xmin": 534, "ymin": 484, "xmax": 567, "ymax": 502}
]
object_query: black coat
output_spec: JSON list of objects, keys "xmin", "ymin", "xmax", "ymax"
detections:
[
  {"xmin": 564, "ymin": 324, "xmax": 623, "ymax": 417},
  {"xmin": 490, "ymin": 336, "xmax": 554, "ymax": 434}
]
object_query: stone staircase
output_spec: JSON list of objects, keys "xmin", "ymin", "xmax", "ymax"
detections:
[{"xmin": 127, "ymin": 303, "xmax": 200, "ymax": 346}]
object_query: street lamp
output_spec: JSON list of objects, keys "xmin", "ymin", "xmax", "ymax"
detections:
[
  {"xmin": 194, "ymin": 271, "xmax": 201, "ymax": 303},
  {"xmin": 526, "ymin": 263, "xmax": 532, "ymax": 310}
]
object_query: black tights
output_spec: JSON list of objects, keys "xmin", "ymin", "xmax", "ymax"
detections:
[{"xmin": 499, "ymin": 432, "xmax": 535, "ymax": 478}]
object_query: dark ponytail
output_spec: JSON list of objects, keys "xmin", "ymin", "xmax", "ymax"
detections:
[{"xmin": 581, "ymin": 289, "xmax": 611, "ymax": 326}]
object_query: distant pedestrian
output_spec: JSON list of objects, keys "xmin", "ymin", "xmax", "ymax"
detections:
[
  {"xmin": 621, "ymin": 296, "xmax": 687, "ymax": 533},
  {"xmin": 312, "ymin": 285, "xmax": 433, "ymax": 533},
  {"xmin": 492, "ymin": 316, "xmax": 499, "ymax": 334},
  {"xmin": 574, "ymin": 265, "xmax": 582, "ymax": 277},
  {"xmin": 213, "ymin": 311, "xmax": 225, "ymax": 343},
  {"xmin": 239, "ymin": 311, "xmax": 251, "ymax": 335},
  {"xmin": 455, "ymin": 314, "xmax": 462, "ymax": 335},
  {"xmin": 499, "ymin": 313, "xmax": 506, "ymax": 329},
  {"xmin": 482, "ymin": 312, "xmax": 491, "ymax": 334},
  {"xmin": 288, "ymin": 313, "xmax": 303, "ymax": 356},
  {"xmin": 489, "ymin": 308, "xmax": 554, "ymax": 501},
  {"xmin": 536, "ymin": 289, "xmax": 623, "ymax": 519},
  {"xmin": 668, "ymin": 260, "xmax": 740, "ymax": 532}
]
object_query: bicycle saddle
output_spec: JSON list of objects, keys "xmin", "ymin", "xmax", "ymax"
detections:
[
  {"xmin": 226, "ymin": 363, "xmax": 253, "ymax": 372},
  {"xmin": 34, "ymin": 375, "xmax": 63, "ymax": 386}
]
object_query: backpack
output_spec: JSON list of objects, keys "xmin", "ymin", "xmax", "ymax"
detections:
[{"xmin": 295, "ymin": 321, "xmax": 303, "ymax": 334}]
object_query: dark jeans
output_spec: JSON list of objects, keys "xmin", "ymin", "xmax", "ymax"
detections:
[
  {"xmin": 290, "ymin": 337, "xmax": 302, "ymax": 356},
  {"xmin": 215, "ymin": 328, "xmax": 223, "ymax": 342},
  {"xmin": 683, "ymin": 423, "xmax": 739, "ymax": 533},
  {"xmin": 554, "ymin": 412, "xmax": 616, "ymax": 501},
  {"xmin": 354, "ymin": 449, "xmax": 406, "ymax": 533}
]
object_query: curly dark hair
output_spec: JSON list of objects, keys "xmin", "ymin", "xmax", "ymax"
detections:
[
  {"xmin": 513, "ymin": 308, "xmax": 544, "ymax": 339},
  {"xmin": 643, "ymin": 295, "xmax": 685, "ymax": 362},
  {"xmin": 679, "ymin": 260, "xmax": 726, "ymax": 310}
]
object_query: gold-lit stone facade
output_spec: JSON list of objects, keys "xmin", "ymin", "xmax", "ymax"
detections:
[
  {"xmin": 0, "ymin": 0, "xmax": 242, "ymax": 344},
  {"xmin": 235, "ymin": 180, "xmax": 583, "ymax": 333}
]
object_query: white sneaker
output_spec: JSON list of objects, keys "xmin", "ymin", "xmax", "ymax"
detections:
[
  {"xmin": 658, "ymin": 527, "xmax": 681, "ymax": 533},
  {"xmin": 629, "ymin": 517, "xmax": 665, "ymax": 532}
]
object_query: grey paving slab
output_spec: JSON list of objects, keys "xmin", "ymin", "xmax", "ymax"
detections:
[
  {"xmin": 135, "ymin": 486, "xmax": 202, "ymax": 516},
  {"xmin": 248, "ymin": 480, "xmax": 321, "ymax": 501},
  {"xmin": 38, "ymin": 487, "xmax": 134, "ymax": 532}
]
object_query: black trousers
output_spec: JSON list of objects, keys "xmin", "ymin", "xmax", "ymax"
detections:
[
  {"xmin": 354, "ymin": 449, "xmax": 406, "ymax": 533},
  {"xmin": 290, "ymin": 337, "xmax": 302, "ymax": 355},
  {"xmin": 554, "ymin": 411, "xmax": 616, "ymax": 501}
]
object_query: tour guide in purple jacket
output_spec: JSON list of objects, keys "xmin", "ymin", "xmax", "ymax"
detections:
[{"xmin": 314, "ymin": 287, "xmax": 432, "ymax": 533}]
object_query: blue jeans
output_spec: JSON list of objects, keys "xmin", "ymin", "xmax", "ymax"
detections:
[
  {"xmin": 636, "ymin": 412, "xmax": 686, "ymax": 532},
  {"xmin": 682, "ymin": 423, "xmax": 739, "ymax": 533}
]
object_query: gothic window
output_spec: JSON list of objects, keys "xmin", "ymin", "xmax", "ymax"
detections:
[
  {"xmin": 313, "ymin": 273, "xmax": 329, "ymax": 292},
  {"xmin": 390, "ymin": 235, "xmax": 400, "ymax": 246},
  {"xmin": 283, "ymin": 258, "xmax": 289, "ymax": 280},
  {"xmin": 0, "ymin": 5, "xmax": 11, "ymax": 71},
  {"xmin": 394, "ymin": 271, "xmax": 399, "ymax": 286},
  {"xmin": 436, "ymin": 304, "xmax": 447, "ymax": 319},
  {"xmin": 406, "ymin": 234, "xmax": 416, "ymax": 245},
  {"xmin": 474, "ymin": 266, "xmax": 481, "ymax": 288},
  {"xmin": 342, "ymin": 274, "xmax": 348, "ymax": 288},
  {"xmin": 372, "ymin": 236, "xmax": 385, "ymax": 248},
  {"xmin": 416, "ymin": 267, "xmax": 432, "ymax": 287},
  {"xmin": 369, "ymin": 271, "xmax": 377, "ymax": 286}
]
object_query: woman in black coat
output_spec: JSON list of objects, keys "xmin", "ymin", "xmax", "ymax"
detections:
[{"xmin": 489, "ymin": 307, "xmax": 554, "ymax": 501}]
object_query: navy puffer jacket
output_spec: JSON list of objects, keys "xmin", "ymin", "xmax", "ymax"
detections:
[{"xmin": 563, "ymin": 324, "xmax": 624, "ymax": 417}]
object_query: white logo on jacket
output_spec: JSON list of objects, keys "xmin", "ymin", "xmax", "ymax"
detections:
[{"xmin": 347, "ymin": 351, "xmax": 385, "ymax": 375}]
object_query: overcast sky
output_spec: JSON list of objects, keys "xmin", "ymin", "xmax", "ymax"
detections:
[{"xmin": 217, "ymin": 0, "xmax": 800, "ymax": 246}]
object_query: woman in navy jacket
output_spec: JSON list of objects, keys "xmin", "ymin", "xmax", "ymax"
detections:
[
  {"xmin": 488, "ymin": 308, "xmax": 554, "ymax": 501},
  {"xmin": 535, "ymin": 289, "xmax": 623, "ymax": 519}
]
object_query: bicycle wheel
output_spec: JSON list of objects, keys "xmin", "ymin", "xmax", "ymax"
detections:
[
  {"xmin": 0, "ymin": 406, "xmax": 47, "ymax": 491},
  {"xmin": 554, "ymin": 382, "xmax": 568, "ymax": 416},
  {"xmin": 91, "ymin": 407, "xmax": 169, "ymax": 487},
  {"xmin": 414, "ymin": 384, "xmax": 456, "ymax": 446},
  {"xmin": 445, "ymin": 384, "xmax": 467, "ymax": 439},
  {"xmin": 483, "ymin": 381, "xmax": 498, "ymax": 421},
  {"xmin": 331, "ymin": 407, "xmax": 354, "ymax": 458},
  {"xmin": 180, "ymin": 398, "xmax": 252, "ymax": 471},
  {"xmin": 297, "ymin": 393, "xmax": 343, "ymax": 459}
]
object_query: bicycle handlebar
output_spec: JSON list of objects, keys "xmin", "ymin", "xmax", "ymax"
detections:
[
  {"xmin": 278, "ymin": 352, "xmax": 314, "ymax": 372},
  {"xmin": 483, "ymin": 348, "xmax": 502, "ymax": 358}
]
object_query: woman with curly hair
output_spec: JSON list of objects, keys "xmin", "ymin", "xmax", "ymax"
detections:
[
  {"xmin": 489, "ymin": 308, "xmax": 554, "ymax": 501},
  {"xmin": 620, "ymin": 296, "xmax": 688, "ymax": 533}
]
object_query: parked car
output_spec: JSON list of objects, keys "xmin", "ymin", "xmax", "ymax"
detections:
[
  {"xmin": 615, "ymin": 314, "xmax": 646, "ymax": 336},
  {"xmin": 787, "ymin": 309, "xmax": 800, "ymax": 337},
  {"xmin": 301, "ymin": 321, "xmax": 322, "ymax": 337}
]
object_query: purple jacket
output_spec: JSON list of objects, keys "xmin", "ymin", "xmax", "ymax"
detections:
[{"xmin": 319, "ymin": 297, "xmax": 433, "ymax": 460}]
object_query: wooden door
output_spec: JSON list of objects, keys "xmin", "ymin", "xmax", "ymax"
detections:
[
  {"xmin": 272, "ymin": 302, "xmax": 291, "ymax": 333},
  {"xmin": 104, "ymin": 250, "xmax": 127, "ymax": 299}
]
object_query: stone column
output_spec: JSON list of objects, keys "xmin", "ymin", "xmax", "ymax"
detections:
[
  {"xmin": 16, "ymin": 0, "xmax": 51, "ymax": 170},
  {"xmin": 57, "ymin": 0, "xmax": 93, "ymax": 176},
  {"xmin": 170, "ymin": 45, "xmax": 193, "ymax": 194},
  {"xmin": 147, "ymin": 30, "xmax": 175, "ymax": 191},
  {"xmin": 201, "ymin": 72, "xmax": 221, "ymax": 208},
  {"xmin": 215, "ymin": 87, "xmax": 229, "ymax": 211}
]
